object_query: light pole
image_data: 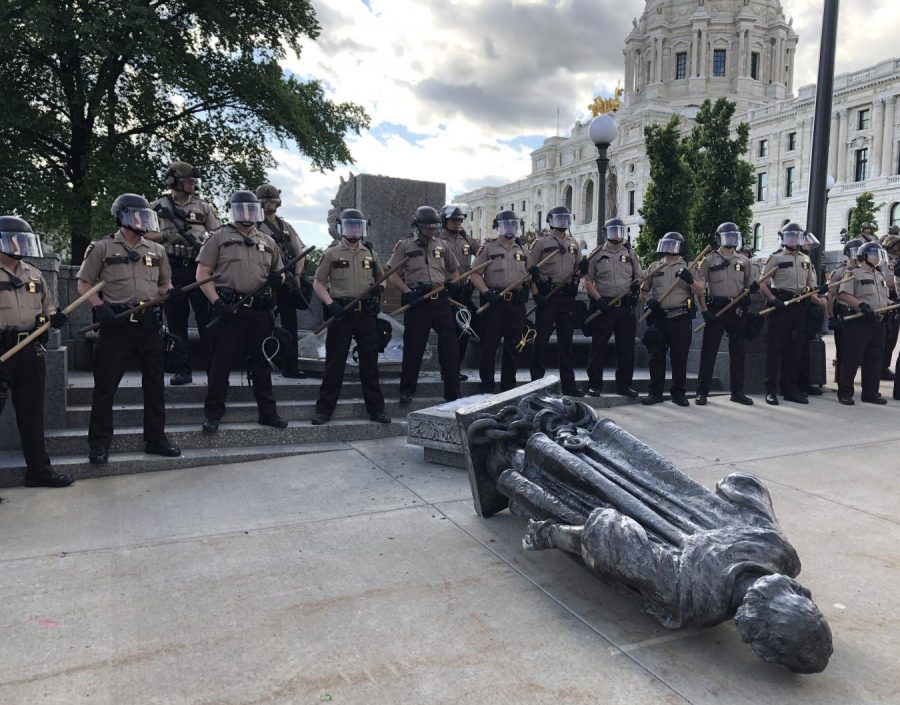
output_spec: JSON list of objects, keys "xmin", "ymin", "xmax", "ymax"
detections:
[{"xmin": 590, "ymin": 114, "xmax": 618, "ymax": 245}]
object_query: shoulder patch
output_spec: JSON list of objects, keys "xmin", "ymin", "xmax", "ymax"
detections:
[
  {"xmin": 84, "ymin": 242, "xmax": 96, "ymax": 258},
  {"xmin": 392, "ymin": 239, "xmax": 403, "ymax": 253},
  {"xmin": 475, "ymin": 244, "xmax": 485, "ymax": 256}
]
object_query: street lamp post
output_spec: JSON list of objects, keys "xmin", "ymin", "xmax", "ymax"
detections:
[{"xmin": 590, "ymin": 114, "xmax": 618, "ymax": 246}]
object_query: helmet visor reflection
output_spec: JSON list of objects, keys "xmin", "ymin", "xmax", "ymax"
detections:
[
  {"xmin": 548, "ymin": 213, "xmax": 573, "ymax": 229},
  {"xmin": 719, "ymin": 231, "xmax": 741, "ymax": 248},
  {"xmin": 0, "ymin": 231, "xmax": 42, "ymax": 258},
  {"xmin": 656, "ymin": 238, "xmax": 681, "ymax": 254},
  {"xmin": 606, "ymin": 225, "xmax": 625, "ymax": 242},
  {"xmin": 341, "ymin": 218, "xmax": 367, "ymax": 239},
  {"xmin": 231, "ymin": 202, "xmax": 262, "ymax": 224},
  {"xmin": 120, "ymin": 208, "xmax": 160, "ymax": 234},
  {"xmin": 497, "ymin": 219, "xmax": 519, "ymax": 237}
]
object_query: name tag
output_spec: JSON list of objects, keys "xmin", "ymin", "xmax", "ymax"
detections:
[{"xmin": 334, "ymin": 259, "xmax": 350, "ymax": 269}]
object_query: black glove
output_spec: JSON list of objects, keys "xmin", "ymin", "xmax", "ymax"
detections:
[
  {"xmin": 401, "ymin": 290, "xmax": 421, "ymax": 307},
  {"xmin": 629, "ymin": 281, "xmax": 641, "ymax": 296},
  {"xmin": 894, "ymin": 260, "xmax": 900, "ymax": 278},
  {"xmin": 49, "ymin": 311, "xmax": 67, "ymax": 329},
  {"xmin": 533, "ymin": 292, "xmax": 546, "ymax": 307},
  {"xmin": 593, "ymin": 297, "xmax": 609, "ymax": 314},
  {"xmin": 678, "ymin": 268, "xmax": 694, "ymax": 284},
  {"xmin": 647, "ymin": 298, "xmax": 661, "ymax": 312},
  {"xmin": 529, "ymin": 266, "xmax": 542, "ymax": 284},
  {"xmin": 702, "ymin": 309, "xmax": 716, "ymax": 325},
  {"xmin": 483, "ymin": 290, "xmax": 501, "ymax": 306},
  {"xmin": 93, "ymin": 302, "xmax": 117, "ymax": 324},
  {"xmin": 749, "ymin": 281, "xmax": 760, "ymax": 294},
  {"xmin": 828, "ymin": 316, "xmax": 843, "ymax": 331},
  {"xmin": 211, "ymin": 298, "xmax": 231, "ymax": 320},
  {"xmin": 578, "ymin": 259, "xmax": 589, "ymax": 275},
  {"xmin": 859, "ymin": 302, "xmax": 875, "ymax": 322},
  {"xmin": 768, "ymin": 298, "xmax": 785, "ymax": 310},
  {"xmin": 817, "ymin": 284, "xmax": 829, "ymax": 296},
  {"xmin": 326, "ymin": 301, "xmax": 346, "ymax": 319},
  {"xmin": 266, "ymin": 272, "xmax": 283, "ymax": 289},
  {"xmin": 168, "ymin": 286, "xmax": 187, "ymax": 302}
]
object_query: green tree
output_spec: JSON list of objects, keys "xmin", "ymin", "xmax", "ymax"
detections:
[
  {"xmin": 847, "ymin": 191, "xmax": 884, "ymax": 239},
  {"xmin": 636, "ymin": 115, "xmax": 695, "ymax": 265},
  {"xmin": 683, "ymin": 98, "xmax": 755, "ymax": 252},
  {"xmin": 0, "ymin": 1, "xmax": 369, "ymax": 263}
]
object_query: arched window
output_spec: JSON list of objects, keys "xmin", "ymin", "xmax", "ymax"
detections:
[
  {"xmin": 890, "ymin": 202, "xmax": 900, "ymax": 227},
  {"xmin": 848, "ymin": 208, "xmax": 855, "ymax": 228},
  {"xmin": 583, "ymin": 180, "xmax": 594, "ymax": 223},
  {"xmin": 564, "ymin": 185, "xmax": 573, "ymax": 213},
  {"xmin": 753, "ymin": 223, "xmax": 763, "ymax": 251}
]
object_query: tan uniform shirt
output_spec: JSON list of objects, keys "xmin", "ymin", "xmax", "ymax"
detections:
[
  {"xmin": 150, "ymin": 194, "xmax": 221, "ymax": 258},
  {"xmin": 528, "ymin": 233, "xmax": 581, "ymax": 283},
  {"xmin": 0, "ymin": 261, "xmax": 52, "ymax": 330},
  {"xmin": 442, "ymin": 231, "xmax": 477, "ymax": 271},
  {"xmin": 197, "ymin": 224, "xmax": 283, "ymax": 294},
  {"xmin": 77, "ymin": 231, "xmax": 171, "ymax": 305},
  {"xmin": 840, "ymin": 264, "xmax": 890, "ymax": 309},
  {"xmin": 642, "ymin": 258, "xmax": 692, "ymax": 308},
  {"xmin": 315, "ymin": 239, "xmax": 382, "ymax": 299},
  {"xmin": 696, "ymin": 250, "xmax": 754, "ymax": 299},
  {"xmin": 587, "ymin": 243, "xmax": 642, "ymax": 297},
  {"xmin": 762, "ymin": 250, "xmax": 816, "ymax": 294},
  {"xmin": 472, "ymin": 239, "xmax": 529, "ymax": 289},
  {"xmin": 259, "ymin": 216, "xmax": 305, "ymax": 263},
  {"xmin": 387, "ymin": 236, "xmax": 460, "ymax": 288}
]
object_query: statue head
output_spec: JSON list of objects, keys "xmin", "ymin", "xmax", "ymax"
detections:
[{"xmin": 734, "ymin": 573, "xmax": 833, "ymax": 673}]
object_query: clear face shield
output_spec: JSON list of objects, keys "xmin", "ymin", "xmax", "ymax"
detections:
[
  {"xmin": 548, "ymin": 212, "xmax": 573, "ymax": 230},
  {"xmin": 120, "ymin": 207, "xmax": 160, "ymax": 235},
  {"xmin": 0, "ymin": 230, "xmax": 43, "ymax": 259},
  {"xmin": 340, "ymin": 218, "xmax": 367, "ymax": 241},
  {"xmin": 656, "ymin": 237, "xmax": 682, "ymax": 255},
  {"xmin": 781, "ymin": 230, "xmax": 803, "ymax": 249},
  {"xmin": 605, "ymin": 225, "xmax": 626, "ymax": 243},
  {"xmin": 719, "ymin": 231, "xmax": 741, "ymax": 248},
  {"xmin": 865, "ymin": 247, "xmax": 888, "ymax": 268},
  {"xmin": 497, "ymin": 218, "xmax": 519, "ymax": 238},
  {"xmin": 802, "ymin": 232, "xmax": 820, "ymax": 250},
  {"xmin": 230, "ymin": 201, "xmax": 263, "ymax": 225},
  {"xmin": 418, "ymin": 222, "xmax": 441, "ymax": 238}
]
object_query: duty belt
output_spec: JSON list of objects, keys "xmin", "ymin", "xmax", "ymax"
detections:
[
  {"xmin": 215, "ymin": 287, "xmax": 274, "ymax": 311},
  {"xmin": 490, "ymin": 288, "xmax": 529, "ymax": 304},
  {"xmin": 333, "ymin": 296, "xmax": 379, "ymax": 313},
  {"xmin": 770, "ymin": 287, "xmax": 807, "ymax": 301},
  {"xmin": 662, "ymin": 304, "xmax": 691, "ymax": 319},
  {"xmin": 0, "ymin": 328, "xmax": 36, "ymax": 350},
  {"xmin": 411, "ymin": 284, "xmax": 448, "ymax": 301}
]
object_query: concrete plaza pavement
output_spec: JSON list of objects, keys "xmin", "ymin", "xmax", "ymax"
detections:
[{"xmin": 1, "ymin": 387, "xmax": 899, "ymax": 704}]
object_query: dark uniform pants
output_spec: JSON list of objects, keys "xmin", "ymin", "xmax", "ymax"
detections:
[
  {"xmin": 401, "ymin": 298, "xmax": 460, "ymax": 401},
  {"xmin": 698, "ymin": 307, "xmax": 747, "ymax": 396},
  {"xmin": 479, "ymin": 300, "xmax": 526, "ymax": 392},
  {"xmin": 205, "ymin": 309, "xmax": 277, "ymax": 421},
  {"xmin": 316, "ymin": 312, "xmax": 385, "ymax": 416},
  {"xmin": 89, "ymin": 322, "xmax": 166, "ymax": 448},
  {"xmin": 587, "ymin": 304, "xmax": 636, "ymax": 390},
  {"xmin": 648, "ymin": 315, "xmax": 692, "ymax": 398},
  {"xmin": 2, "ymin": 342, "xmax": 53, "ymax": 479},
  {"xmin": 276, "ymin": 286, "xmax": 300, "ymax": 372},
  {"xmin": 882, "ymin": 310, "xmax": 898, "ymax": 373},
  {"xmin": 530, "ymin": 295, "xmax": 576, "ymax": 389},
  {"xmin": 839, "ymin": 320, "xmax": 885, "ymax": 400},
  {"xmin": 765, "ymin": 303, "xmax": 807, "ymax": 396},
  {"xmin": 165, "ymin": 264, "xmax": 211, "ymax": 374}
]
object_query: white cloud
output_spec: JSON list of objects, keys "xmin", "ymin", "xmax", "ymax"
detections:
[{"xmin": 271, "ymin": 0, "xmax": 900, "ymax": 249}]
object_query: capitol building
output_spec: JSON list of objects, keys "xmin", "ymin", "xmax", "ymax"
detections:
[{"xmin": 456, "ymin": 0, "xmax": 900, "ymax": 255}]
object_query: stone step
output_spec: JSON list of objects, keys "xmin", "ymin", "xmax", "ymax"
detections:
[
  {"xmin": 0, "ymin": 442, "xmax": 349, "ymax": 488},
  {"xmin": 43, "ymin": 418, "xmax": 407, "ymax": 455},
  {"xmin": 64, "ymin": 397, "xmax": 440, "ymax": 428}
]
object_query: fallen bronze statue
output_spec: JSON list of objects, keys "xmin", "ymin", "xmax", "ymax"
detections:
[{"xmin": 461, "ymin": 393, "xmax": 833, "ymax": 673}]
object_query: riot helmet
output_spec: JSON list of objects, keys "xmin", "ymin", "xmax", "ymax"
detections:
[
  {"xmin": 656, "ymin": 231, "xmax": 685, "ymax": 256},
  {"xmin": 227, "ymin": 190, "xmax": 263, "ymax": 225},
  {"xmin": 110, "ymin": 193, "xmax": 159, "ymax": 235},
  {"xmin": 413, "ymin": 206, "xmax": 442, "ymax": 238},
  {"xmin": 843, "ymin": 237, "xmax": 864, "ymax": 260},
  {"xmin": 716, "ymin": 222, "xmax": 741, "ymax": 249},
  {"xmin": 492, "ymin": 210, "xmax": 519, "ymax": 239},
  {"xmin": 0, "ymin": 216, "xmax": 42, "ymax": 259},
  {"xmin": 255, "ymin": 184, "xmax": 282, "ymax": 212},
  {"xmin": 858, "ymin": 241, "xmax": 887, "ymax": 268},
  {"xmin": 164, "ymin": 161, "xmax": 201, "ymax": 190},
  {"xmin": 802, "ymin": 232, "xmax": 820, "ymax": 250},
  {"xmin": 338, "ymin": 208, "xmax": 368, "ymax": 241},
  {"xmin": 441, "ymin": 204, "xmax": 467, "ymax": 231},
  {"xmin": 604, "ymin": 217, "xmax": 626, "ymax": 244},
  {"xmin": 779, "ymin": 222, "xmax": 805, "ymax": 250},
  {"xmin": 546, "ymin": 205, "xmax": 573, "ymax": 231}
]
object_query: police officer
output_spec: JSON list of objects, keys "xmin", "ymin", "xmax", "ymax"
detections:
[
  {"xmin": 441, "ymin": 204, "xmax": 477, "ymax": 379},
  {"xmin": 583, "ymin": 218, "xmax": 642, "ymax": 398},
  {"xmin": 196, "ymin": 190, "xmax": 286, "ymax": 433},
  {"xmin": 311, "ymin": 209, "xmax": 389, "ymax": 425},
  {"xmin": 789, "ymin": 232, "xmax": 826, "ymax": 397},
  {"xmin": 470, "ymin": 210, "xmax": 529, "ymax": 393},
  {"xmin": 149, "ymin": 161, "xmax": 222, "ymax": 385},
  {"xmin": 77, "ymin": 194, "xmax": 181, "ymax": 464},
  {"xmin": 387, "ymin": 206, "xmax": 462, "ymax": 404},
  {"xmin": 859, "ymin": 222, "xmax": 876, "ymax": 242},
  {"xmin": 837, "ymin": 242, "xmax": 891, "ymax": 405},
  {"xmin": 693, "ymin": 222, "xmax": 757, "ymax": 406},
  {"xmin": 757, "ymin": 223, "xmax": 823, "ymax": 405},
  {"xmin": 828, "ymin": 238, "xmax": 864, "ymax": 383},
  {"xmin": 879, "ymin": 226, "xmax": 900, "ymax": 380},
  {"xmin": 528, "ymin": 205, "xmax": 584, "ymax": 396},
  {"xmin": 0, "ymin": 217, "xmax": 72, "ymax": 487},
  {"xmin": 640, "ymin": 232, "xmax": 694, "ymax": 406},
  {"xmin": 256, "ymin": 183, "xmax": 308, "ymax": 379}
]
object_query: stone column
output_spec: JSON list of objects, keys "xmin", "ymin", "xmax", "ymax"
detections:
[
  {"xmin": 872, "ymin": 99, "xmax": 886, "ymax": 178},
  {"xmin": 624, "ymin": 50, "xmax": 634, "ymax": 94},
  {"xmin": 828, "ymin": 110, "xmax": 840, "ymax": 177},
  {"xmin": 738, "ymin": 30, "xmax": 746, "ymax": 77},
  {"xmin": 777, "ymin": 36, "xmax": 785, "ymax": 84},
  {"xmin": 699, "ymin": 29, "xmax": 707, "ymax": 77},
  {"xmin": 837, "ymin": 108, "xmax": 849, "ymax": 182},
  {"xmin": 881, "ymin": 95, "xmax": 896, "ymax": 177},
  {"xmin": 798, "ymin": 117, "xmax": 809, "ymax": 192}
]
